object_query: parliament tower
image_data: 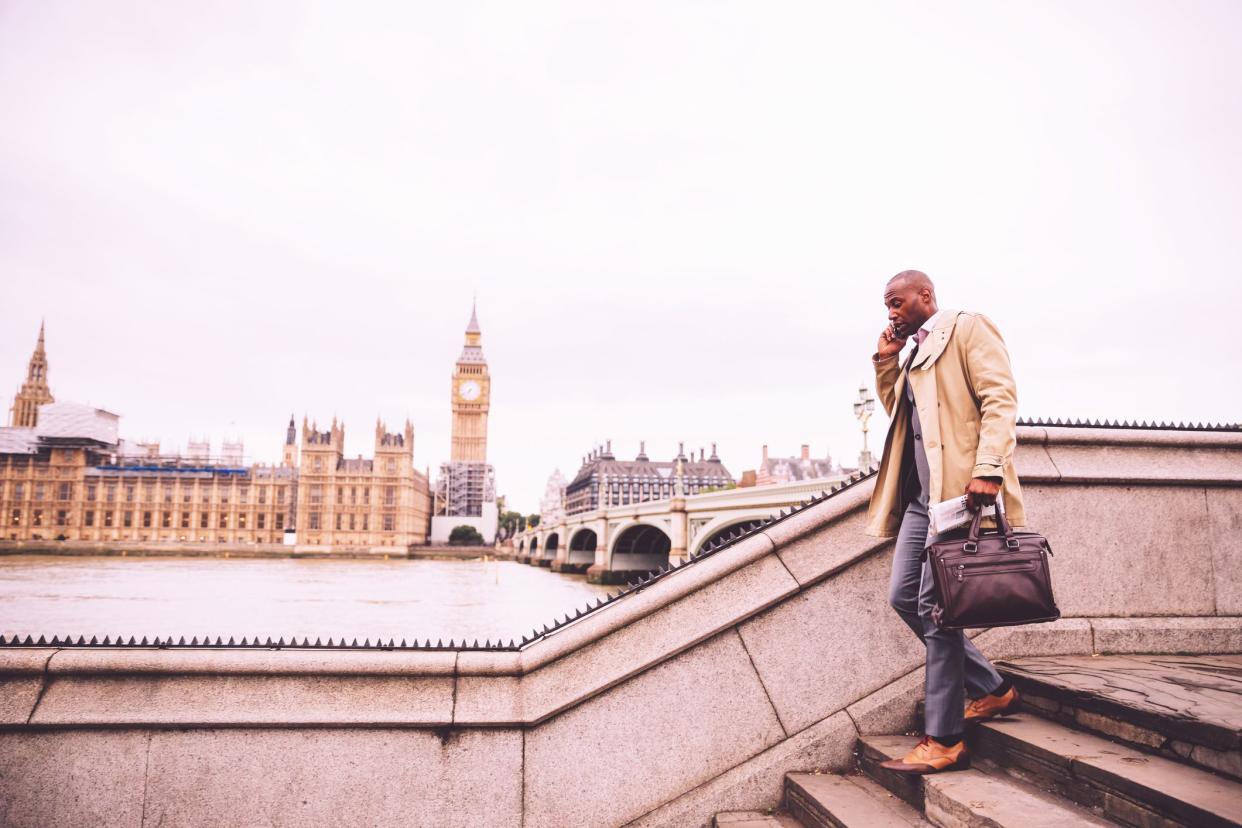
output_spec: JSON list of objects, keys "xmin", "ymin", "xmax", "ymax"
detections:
[
  {"xmin": 450, "ymin": 302, "xmax": 490, "ymax": 462},
  {"xmin": 431, "ymin": 301, "xmax": 498, "ymax": 543},
  {"xmin": 10, "ymin": 322, "xmax": 55, "ymax": 428}
]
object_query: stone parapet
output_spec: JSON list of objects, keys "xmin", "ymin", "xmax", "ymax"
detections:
[{"xmin": 1, "ymin": 425, "xmax": 1239, "ymax": 827}]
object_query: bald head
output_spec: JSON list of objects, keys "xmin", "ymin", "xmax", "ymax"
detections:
[
  {"xmin": 887, "ymin": 269, "xmax": 935, "ymax": 294},
  {"xmin": 883, "ymin": 269, "xmax": 939, "ymax": 338}
]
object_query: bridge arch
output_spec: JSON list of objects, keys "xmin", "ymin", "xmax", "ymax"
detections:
[
  {"xmin": 567, "ymin": 528, "xmax": 597, "ymax": 565},
  {"xmin": 543, "ymin": 532, "xmax": 559, "ymax": 560},
  {"xmin": 610, "ymin": 521, "xmax": 671, "ymax": 573},
  {"xmin": 529, "ymin": 537, "xmax": 539, "ymax": 558},
  {"xmin": 691, "ymin": 515, "xmax": 771, "ymax": 556}
]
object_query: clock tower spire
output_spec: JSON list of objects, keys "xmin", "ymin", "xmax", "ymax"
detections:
[{"xmin": 450, "ymin": 299, "xmax": 490, "ymax": 462}]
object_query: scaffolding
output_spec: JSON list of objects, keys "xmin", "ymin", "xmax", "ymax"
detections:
[{"xmin": 434, "ymin": 461, "xmax": 495, "ymax": 517}]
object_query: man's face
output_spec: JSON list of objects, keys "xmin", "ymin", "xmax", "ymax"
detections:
[{"xmin": 884, "ymin": 282, "xmax": 932, "ymax": 337}]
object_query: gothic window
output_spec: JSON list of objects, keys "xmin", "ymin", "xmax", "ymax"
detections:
[
  {"xmin": 56, "ymin": 510, "xmax": 68, "ymax": 526},
  {"xmin": 275, "ymin": 514, "xmax": 284, "ymax": 530},
  {"xmin": 104, "ymin": 511, "xmax": 114, "ymax": 528},
  {"xmin": 384, "ymin": 486, "xmax": 395, "ymax": 506},
  {"xmin": 309, "ymin": 512, "xmax": 320, "ymax": 530},
  {"xmin": 33, "ymin": 484, "xmax": 44, "ymax": 501},
  {"xmin": 219, "ymin": 514, "xmax": 228, "ymax": 528},
  {"xmin": 335, "ymin": 514, "xmax": 342, "ymax": 530},
  {"xmin": 257, "ymin": 513, "xmax": 265, "ymax": 529},
  {"xmin": 86, "ymin": 484, "xmax": 97, "ymax": 501},
  {"xmin": 161, "ymin": 512, "xmax": 171, "ymax": 528},
  {"xmin": 382, "ymin": 514, "xmax": 394, "ymax": 532},
  {"xmin": 33, "ymin": 509, "xmax": 43, "ymax": 526},
  {"xmin": 124, "ymin": 511, "xmax": 133, "ymax": 528},
  {"xmin": 238, "ymin": 514, "xmax": 247, "ymax": 529},
  {"xmin": 181, "ymin": 513, "xmax": 190, "ymax": 529},
  {"xmin": 10, "ymin": 509, "xmax": 20, "ymax": 525},
  {"xmin": 200, "ymin": 513, "xmax": 208, "ymax": 529},
  {"xmin": 85, "ymin": 510, "xmax": 95, "ymax": 527},
  {"xmin": 143, "ymin": 512, "xmax": 152, "ymax": 528}
]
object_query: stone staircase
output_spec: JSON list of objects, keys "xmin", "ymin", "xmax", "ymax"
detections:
[{"xmin": 713, "ymin": 654, "xmax": 1242, "ymax": 828}]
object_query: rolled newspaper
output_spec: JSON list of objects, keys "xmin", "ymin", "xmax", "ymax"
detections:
[{"xmin": 929, "ymin": 495, "xmax": 998, "ymax": 535}]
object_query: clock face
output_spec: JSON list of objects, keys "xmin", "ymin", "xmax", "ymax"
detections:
[{"xmin": 459, "ymin": 380, "xmax": 481, "ymax": 401}]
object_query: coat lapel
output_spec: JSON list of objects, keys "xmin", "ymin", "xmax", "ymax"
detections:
[{"xmin": 909, "ymin": 310, "xmax": 960, "ymax": 371}]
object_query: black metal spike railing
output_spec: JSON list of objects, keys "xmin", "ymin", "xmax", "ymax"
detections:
[
  {"xmin": 4, "ymin": 418, "xmax": 1236, "ymax": 654},
  {"xmin": 1017, "ymin": 417, "xmax": 1240, "ymax": 432}
]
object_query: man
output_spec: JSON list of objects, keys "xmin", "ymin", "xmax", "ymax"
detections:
[{"xmin": 866, "ymin": 270, "xmax": 1024, "ymax": 775}]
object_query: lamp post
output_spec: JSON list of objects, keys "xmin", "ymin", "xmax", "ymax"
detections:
[{"xmin": 853, "ymin": 385, "xmax": 876, "ymax": 470}]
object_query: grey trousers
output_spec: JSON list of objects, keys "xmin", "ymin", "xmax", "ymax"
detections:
[{"xmin": 888, "ymin": 500, "xmax": 1004, "ymax": 737}]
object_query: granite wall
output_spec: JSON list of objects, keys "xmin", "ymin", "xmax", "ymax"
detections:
[{"xmin": 1, "ymin": 426, "xmax": 1239, "ymax": 827}]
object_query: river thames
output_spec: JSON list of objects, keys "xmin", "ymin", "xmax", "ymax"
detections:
[{"xmin": 0, "ymin": 555, "xmax": 614, "ymax": 644}]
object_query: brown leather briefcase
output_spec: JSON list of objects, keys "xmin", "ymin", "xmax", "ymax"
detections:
[{"xmin": 924, "ymin": 503, "xmax": 1059, "ymax": 630}]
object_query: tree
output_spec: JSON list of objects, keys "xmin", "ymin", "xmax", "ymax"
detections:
[
  {"xmin": 498, "ymin": 510, "xmax": 524, "ymax": 541},
  {"xmin": 527, "ymin": 514, "xmax": 541, "ymax": 528},
  {"xmin": 448, "ymin": 525, "xmax": 485, "ymax": 546}
]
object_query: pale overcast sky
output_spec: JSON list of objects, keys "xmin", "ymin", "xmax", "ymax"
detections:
[{"xmin": 2, "ymin": 1, "xmax": 1239, "ymax": 512}]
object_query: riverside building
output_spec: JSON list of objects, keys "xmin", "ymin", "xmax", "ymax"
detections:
[
  {"xmin": 563, "ymin": 440, "xmax": 735, "ymax": 516},
  {"xmin": 0, "ymin": 325, "xmax": 432, "ymax": 550}
]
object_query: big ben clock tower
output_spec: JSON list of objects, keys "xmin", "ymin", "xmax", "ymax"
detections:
[
  {"xmin": 450, "ymin": 302, "xmax": 490, "ymax": 462},
  {"xmin": 432, "ymin": 301, "xmax": 498, "ymax": 544}
]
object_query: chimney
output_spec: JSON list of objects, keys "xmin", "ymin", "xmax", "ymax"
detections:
[
  {"xmin": 762, "ymin": 444, "xmax": 769, "ymax": 463},
  {"xmin": 801, "ymin": 444, "xmax": 810, "ymax": 460}
]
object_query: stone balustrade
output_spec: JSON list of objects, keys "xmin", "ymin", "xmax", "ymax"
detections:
[{"xmin": 1, "ymin": 424, "xmax": 1239, "ymax": 827}]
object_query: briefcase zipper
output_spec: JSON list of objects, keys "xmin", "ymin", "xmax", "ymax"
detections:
[{"xmin": 950, "ymin": 561, "xmax": 1037, "ymax": 582}]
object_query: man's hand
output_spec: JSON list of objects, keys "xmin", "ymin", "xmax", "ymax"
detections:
[
  {"xmin": 877, "ymin": 323, "xmax": 906, "ymax": 360},
  {"xmin": 964, "ymin": 477, "xmax": 1002, "ymax": 512}
]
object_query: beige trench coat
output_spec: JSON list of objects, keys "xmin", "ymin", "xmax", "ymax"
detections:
[{"xmin": 865, "ymin": 309, "xmax": 1026, "ymax": 538}]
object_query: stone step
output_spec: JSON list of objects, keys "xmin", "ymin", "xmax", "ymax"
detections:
[
  {"xmin": 858, "ymin": 734, "xmax": 1113, "ymax": 827},
  {"xmin": 713, "ymin": 810, "xmax": 803, "ymax": 828},
  {"xmin": 784, "ymin": 771, "xmax": 931, "ymax": 827},
  {"xmin": 997, "ymin": 655, "xmax": 1242, "ymax": 782},
  {"xmin": 975, "ymin": 712, "xmax": 1242, "ymax": 828}
]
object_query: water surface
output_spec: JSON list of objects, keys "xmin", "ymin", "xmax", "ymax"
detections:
[{"xmin": 0, "ymin": 555, "xmax": 613, "ymax": 644}]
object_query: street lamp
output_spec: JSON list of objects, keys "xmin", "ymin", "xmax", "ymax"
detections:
[{"xmin": 853, "ymin": 385, "xmax": 876, "ymax": 470}]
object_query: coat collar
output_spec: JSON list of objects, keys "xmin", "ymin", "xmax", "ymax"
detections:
[{"xmin": 909, "ymin": 309, "xmax": 960, "ymax": 371}]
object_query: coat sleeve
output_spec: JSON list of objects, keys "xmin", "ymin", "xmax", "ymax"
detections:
[
  {"xmin": 961, "ymin": 314, "xmax": 1018, "ymax": 479},
  {"xmin": 873, "ymin": 352, "xmax": 901, "ymax": 417}
]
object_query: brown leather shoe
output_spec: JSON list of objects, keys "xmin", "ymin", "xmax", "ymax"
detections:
[
  {"xmin": 965, "ymin": 685, "xmax": 1021, "ymax": 722},
  {"xmin": 879, "ymin": 736, "xmax": 970, "ymax": 774}
]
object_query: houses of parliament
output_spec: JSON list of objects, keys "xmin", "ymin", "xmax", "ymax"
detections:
[{"xmin": 0, "ymin": 307, "xmax": 494, "ymax": 551}]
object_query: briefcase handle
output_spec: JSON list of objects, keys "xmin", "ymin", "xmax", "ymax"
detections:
[{"xmin": 963, "ymin": 495, "xmax": 1016, "ymax": 553}]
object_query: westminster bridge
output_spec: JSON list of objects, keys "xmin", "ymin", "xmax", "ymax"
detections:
[{"xmin": 512, "ymin": 474, "xmax": 854, "ymax": 583}]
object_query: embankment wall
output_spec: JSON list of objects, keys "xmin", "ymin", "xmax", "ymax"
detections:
[{"xmin": 1, "ymin": 426, "xmax": 1239, "ymax": 827}]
